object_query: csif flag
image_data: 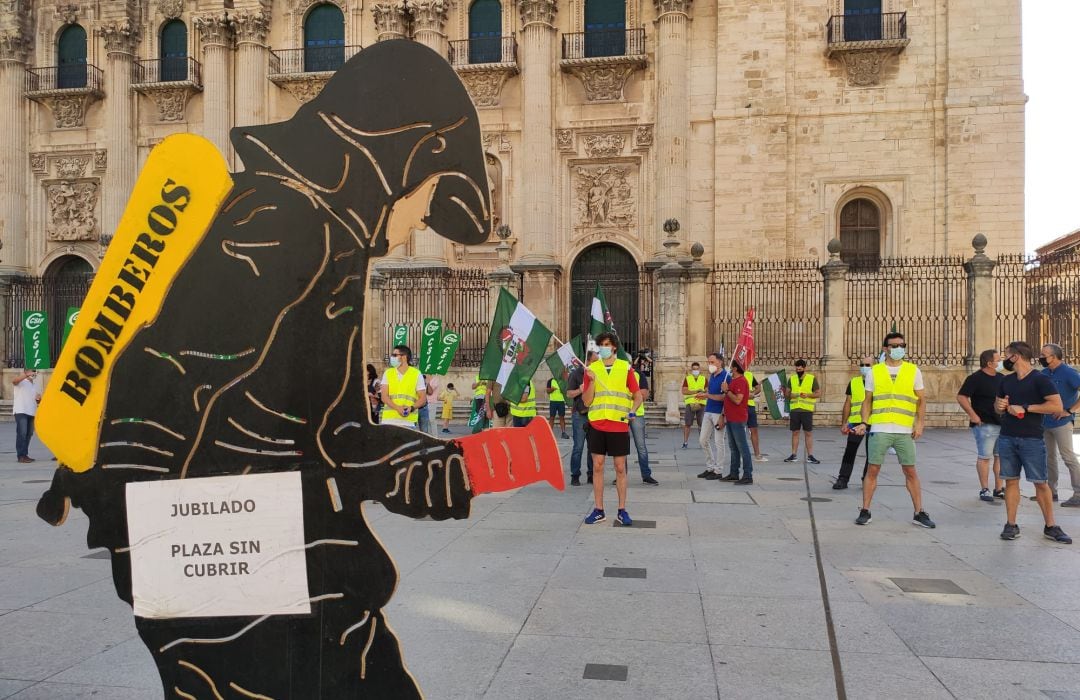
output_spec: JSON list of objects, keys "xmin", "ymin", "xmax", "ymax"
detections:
[
  {"xmin": 479, "ymin": 288, "xmax": 552, "ymax": 403},
  {"xmin": 731, "ymin": 308, "xmax": 755, "ymax": 371},
  {"xmin": 392, "ymin": 324, "xmax": 409, "ymax": 348},
  {"xmin": 418, "ymin": 318, "xmax": 443, "ymax": 374},
  {"xmin": 431, "ymin": 329, "xmax": 460, "ymax": 375}
]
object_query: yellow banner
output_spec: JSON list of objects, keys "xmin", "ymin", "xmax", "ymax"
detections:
[{"xmin": 36, "ymin": 134, "xmax": 233, "ymax": 472}]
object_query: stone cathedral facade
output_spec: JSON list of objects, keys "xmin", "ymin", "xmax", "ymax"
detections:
[{"xmin": 0, "ymin": 0, "xmax": 1024, "ymax": 360}]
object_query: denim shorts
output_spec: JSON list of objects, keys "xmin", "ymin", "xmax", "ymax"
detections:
[
  {"xmin": 747, "ymin": 405, "xmax": 759, "ymax": 429},
  {"xmin": 970, "ymin": 423, "xmax": 1000, "ymax": 460},
  {"xmin": 997, "ymin": 435, "xmax": 1048, "ymax": 483}
]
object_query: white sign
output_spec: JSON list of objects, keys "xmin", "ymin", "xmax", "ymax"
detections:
[{"xmin": 126, "ymin": 472, "xmax": 310, "ymax": 619}]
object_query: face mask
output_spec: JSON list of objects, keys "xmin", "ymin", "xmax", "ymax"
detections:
[
  {"xmin": 707, "ymin": 365, "xmax": 717, "ymax": 374},
  {"xmin": 860, "ymin": 367, "xmax": 871, "ymax": 379},
  {"xmin": 691, "ymin": 370, "xmax": 700, "ymax": 377},
  {"xmin": 1003, "ymin": 358, "xmax": 1015, "ymax": 372},
  {"xmin": 795, "ymin": 369, "xmax": 804, "ymax": 375},
  {"xmin": 598, "ymin": 346, "xmax": 613, "ymax": 360},
  {"xmin": 390, "ymin": 356, "xmax": 401, "ymax": 368},
  {"xmin": 1039, "ymin": 357, "xmax": 1051, "ymax": 368},
  {"xmin": 995, "ymin": 361, "xmax": 1005, "ymax": 372},
  {"xmin": 889, "ymin": 347, "xmax": 906, "ymax": 361}
]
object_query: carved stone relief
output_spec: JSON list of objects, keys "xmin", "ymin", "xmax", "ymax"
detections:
[
  {"xmin": 55, "ymin": 2, "xmax": 79, "ymax": 24},
  {"xmin": 55, "ymin": 154, "xmax": 89, "ymax": 179},
  {"xmin": 372, "ymin": 3, "xmax": 408, "ymax": 41},
  {"xmin": 573, "ymin": 164, "xmax": 637, "ymax": 232},
  {"xmin": 481, "ymin": 132, "xmax": 512, "ymax": 153},
  {"xmin": 46, "ymin": 179, "xmax": 99, "ymax": 241},
  {"xmin": 564, "ymin": 63, "xmax": 639, "ymax": 102},
  {"xmin": 94, "ymin": 150, "xmax": 106, "ymax": 172},
  {"xmin": 159, "ymin": 0, "xmax": 183, "ymax": 19},
  {"xmin": 38, "ymin": 94, "xmax": 96, "ymax": 129},
  {"xmin": 194, "ymin": 14, "xmax": 235, "ymax": 47},
  {"xmin": 556, "ymin": 129, "xmax": 574, "ymax": 152},
  {"xmin": 456, "ymin": 68, "xmax": 512, "ymax": 108},
  {"xmin": 30, "ymin": 152, "xmax": 47, "ymax": 173},
  {"xmin": 146, "ymin": 87, "xmax": 191, "ymax": 121},
  {"xmin": 654, "ymin": 0, "xmax": 692, "ymax": 16},
  {"xmin": 233, "ymin": 11, "xmax": 270, "ymax": 43},
  {"xmin": 582, "ymin": 133, "xmax": 625, "ymax": 158},
  {"xmin": 634, "ymin": 125, "xmax": 653, "ymax": 148},
  {"xmin": 408, "ymin": 0, "xmax": 448, "ymax": 34},
  {"xmin": 839, "ymin": 50, "xmax": 893, "ymax": 87},
  {"xmin": 275, "ymin": 75, "xmax": 329, "ymax": 104},
  {"xmin": 518, "ymin": 0, "xmax": 557, "ymax": 27},
  {"xmin": 98, "ymin": 19, "xmax": 141, "ymax": 54}
]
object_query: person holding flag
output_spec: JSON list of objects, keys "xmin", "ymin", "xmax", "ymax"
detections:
[
  {"xmin": 546, "ymin": 374, "xmax": 569, "ymax": 438},
  {"xmin": 724, "ymin": 359, "xmax": 755, "ymax": 484},
  {"xmin": 380, "ymin": 345, "xmax": 426, "ymax": 429},
  {"xmin": 565, "ymin": 348, "xmax": 598, "ymax": 485},
  {"xmin": 582, "ymin": 332, "xmax": 643, "ymax": 526},
  {"xmin": 509, "ymin": 380, "xmax": 538, "ymax": 427},
  {"xmin": 469, "ymin": 375, "xmax": 489, "ymax": 433}
]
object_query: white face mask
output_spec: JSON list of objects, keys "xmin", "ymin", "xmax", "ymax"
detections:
[
  {"xmin": 707, "ymin": 365, "xmax": 718, "ymax": 374},
  {"xmin": 995, "ymin": 361, "xmax": 1005, "ymax": 372},
  {"xmin": 860, "ymin": 366, "xmax": 871, "ymax": 379},
  {"xmin": 390, "ymin": 356, "xmax": 401, "ymax": 368},
  {"xmin": 691, "ymin": 370, "xmax": 700, "ymax": 377}
]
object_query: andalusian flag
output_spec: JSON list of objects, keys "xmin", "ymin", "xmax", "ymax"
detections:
[
  {"xmin": 479, "ymin": 288, "xmax": 552, "ymax": 403},
  {"xmin": 589, "ymin": 283, "xmax": 630, "ymax": 360},
  {"xmin": 544, "ymin": 335, "xmax": 583, "ymax": 396},
  {"xmin": 761, "ymin": 369, "xmax": 789, "ymax": 419}
]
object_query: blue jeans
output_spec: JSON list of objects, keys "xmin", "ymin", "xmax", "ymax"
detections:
[
  {"xmin": 418, "ymin": 406, "xmax": 433, "ymax": 435},
  {"xmin": 629, "ymin": 414, "xmax": 650, "ymax": 478},
  {"xmin": 512, "ymin": 416, "xmax": 533, "ymax": 428},
  {"xmin": 998, "ymin": 434, "xmax": 1048, "ymax": 483},
  {"xmin": 726, "ymin": 420, "xmax": 753, "ymax": 478},
  {"xmin": 570, "ymin": 411, "xmax": 590, "ymax": 478},
  {"xmin": 15, "ymin": 413, "xmax": 34, "ymax": 459}
]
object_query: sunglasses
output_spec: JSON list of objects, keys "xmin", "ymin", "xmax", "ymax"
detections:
[
  {"xmin": 391, "ymin": 353, "xmax": 404, "ymax": 357},
  {"xmin": 860, "ymin": 363, "xmax": 872, "ymax": 368},
  {"xmin": 886, "ymin": 343, "xmax": 907, "ymax": 349}
]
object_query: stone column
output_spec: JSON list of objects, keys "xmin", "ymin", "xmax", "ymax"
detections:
[
  {"xmin": 652, "ymin": 0, "xmax": 691, "ymax": 258},
  {"xmin": 964, "ymin": 233, "xmax": 996, "ymax": 370},
  {"xmin": 233, "ymin": 11, "xmax": 270, "ymax": 128},
  {"xmin": 0, "ymin": 26, "xmax": 31, "ymax": 274},
  {"xmin": 517, "ymin": 0, "xmax": 557, "ymax": 266},
  {"xmin": 372, "ymin": 3, "xmax": 409, "ymax": 42},
  {"xmin": 686, "ymin": 246, "xmax": 709, "ymax": 358},
  {"xmin": 656, "ymin": 261, "xmax": 688, "ymax": 424},
  {"xmin": 97, "ymin": 20, "xmax": 140, "ymax": 238},
  {"xmin": 820, "ymin": 239, "xmax": 849, "ymax": 368},
  {"xmin": 366, "ymin": 268, "xmax": 387, "ymax": 362},
  {"xmin": 194, "ymin": 14, "xmax": 235, "ymax": 161}
]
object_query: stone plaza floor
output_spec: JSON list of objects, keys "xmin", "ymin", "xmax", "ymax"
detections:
[{"xmin": 2, "ymin": 422, "xmax": 1080, "ymax": 699}]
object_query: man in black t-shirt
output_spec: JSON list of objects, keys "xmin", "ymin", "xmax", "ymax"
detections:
[
  {"xmin": 994, "ymin": 341, "xmax": 1071, "ymax": 543},
  {"xmin": 565, "ymin": 350, "xmax": 598, "ymax": 486},
  {"xmin": 957, "ymin": 349, "xmax": 1006, "ymax": 502}
]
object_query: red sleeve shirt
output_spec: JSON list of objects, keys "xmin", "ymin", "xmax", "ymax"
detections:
[
  {"xmin": 582, "ymin": 364, "xmax": 639, "ymax": 433},
  {"xmin": 724, "ymin": 376, "xmax": 750, "ymax": 423}
]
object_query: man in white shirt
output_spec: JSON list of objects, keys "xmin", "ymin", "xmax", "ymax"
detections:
[{"xmin": 12, "ymin": 368, "xmax": 42, "ymax": 463}]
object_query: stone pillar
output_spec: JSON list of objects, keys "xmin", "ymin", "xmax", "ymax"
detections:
[
  {"xmin": 372, "ymin": 3, "xmax": 408, "ymax": 42},
  {"xmin": 0, "ymin": 25, "xmax": 31, "ymax": 274},
  {"xmin": 194, "ymin": 14, "xmax": 235, "ymax": 161},
  {"xmin": 656, "ymin": 261, "xmax": 688, "ymax": 422},
  {"xmin": 517, "ymin": 0, "xmax": 557, "ymax": 266},
  {"xmin": 366, "ymin": 268, "xmax": 387, "ymax": 362},
  {"xmin": 233, "ymin": 11, "xmax": 270, "ymax": 128},
  {"xmin": 652, "ymin": 0, "xmax": 691, "ymax": 258},
  {"xmin": 97, "ymin": 20, "xmax": 140, "ymax": 238},
  {"xmin": 686, "ymin": 242, "xmax": 709, "ymax": 358},
  {"xmin": 820, "ymin": 238, "xmax": 849, "ymax": 368},
  {"xmin": 964, "ymin": 233, "xmax": 997, "ymax": 370}
]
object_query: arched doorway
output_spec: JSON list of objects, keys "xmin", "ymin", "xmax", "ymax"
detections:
[
  {"xmin": 43, "ymin": 255, "xmax": 94, "ymax": 363},
  {"xmin": 570, "ymin": 243, "xmax": 641, "ymax": 355},
  {"xmin": 57, "ymin": 24, "xmax": 88, "ymax": 89}
]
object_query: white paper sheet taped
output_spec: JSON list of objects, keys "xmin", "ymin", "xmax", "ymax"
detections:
[{"xmin": 126, "ymin": 471, "xmax": 310, "ymax": 619}]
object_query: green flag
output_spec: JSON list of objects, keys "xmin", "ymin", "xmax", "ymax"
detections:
[
  {"xmin": 588, "ymin": 283, "xmax": 631, "ymax": 360},
  {"xmin": 544, "ymin": 335, "xmax": 582, "ymax": 397},
  {"xmin": 479, "ymin": 288, "xmax": 552, "ymax": 403},
  {"xmin": 22, "ymin": 310, "xmax": 50, "ymax": 370},
  {"xmin": 761, "ymin": 369, "xmax": 789, "ymax": 420},
  {"xmin": 392, "ymin": 324, "xmax": 409, "ymax": 348},
  {"xmin": 418, "ymin": 318, "xmax": 443, "ymax": 374},
  {"xmin": 62, "ymin": 306, "xmax": 79, "ymax": 348},
  {"xmin": 431, "ymin": 329, "xmax": 460, "ymax": 375}
]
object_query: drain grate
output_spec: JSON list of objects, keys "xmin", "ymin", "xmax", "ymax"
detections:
[
  {"xmin": 603, "ymin": 567, "xmax": 646, "ymax": 579},
  {"xmin": 889, "ymin": 577, "xmax": 971, "ymax": 595},
  {"xmin": 583, "ymin": 664, "xmax": 628, "ymax": 681}
]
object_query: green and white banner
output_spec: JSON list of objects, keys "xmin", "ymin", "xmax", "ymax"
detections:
[
  {"xmin": 479, "ymin": 288, "xmax": 552, "ymax": 403},
  {"xmin": 543, "ymin": 335, "xmax": 582, "ymax": 397},
  {"xmin": 22, "ymin": 310, "xmax": 50, "ymax": 370},
  {"xmin": 430, "ymin": 329, "xmax": 460, "ymax": 375},
  {"xmin": 589, "ymin": 283, "xmax": 631, "ymax": 361},
  {"xmin": 392, "ymin": 324, "xmax": 409, "ymax": 348},
  {"xmin": 418, "ymin": 318, "xmax": 443, "ymax": 374},
  {"xmin": 62, "ymin": 306, "xmax": 79, "ymax": 348},
  {"xmin": 761, "ymin": 369, "xmax": 789, "ymax": 419}
]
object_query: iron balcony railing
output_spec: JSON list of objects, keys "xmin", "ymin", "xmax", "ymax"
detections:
[
  {"xmin": 448, "ymin": 36, "xmax": 517, "ymax": 67},
  {"xmin": 132, "ymin": 56, "xmax": 202, "ymax": 86},
  {"xmin": 827, "ymin": 12, "xmax": 907, "ymax": 44},
  {"xmin": 561, "ymin": 28, "xmax": 646, "ymax": 61},
  {"xmin": 24, "ymin": 64, "xmax": 104, "ymax": 94},
  {"xmin": 268, "ymin": 45, "xmax": 362, "ymax": 75}
]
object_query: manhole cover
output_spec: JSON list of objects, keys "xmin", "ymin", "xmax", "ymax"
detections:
[{"xmin": 800, "ymin": 497, "xmax": 832, "ymax": 503}]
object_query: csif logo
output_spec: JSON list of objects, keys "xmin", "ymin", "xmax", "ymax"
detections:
[
  {"xmin": 68, "ymin": 310, "xmax": 80, "ymax": 324},
  {"xmin": 442, "ymin": 333, "xmax": 459, "ymax": 345},
  {"xmin": 24, "ymin": 312, "xmax": 45, "ymax": 331},
  {"xmin": 423, "ymin": 320, "xmax": 440, "ymax": 336}
]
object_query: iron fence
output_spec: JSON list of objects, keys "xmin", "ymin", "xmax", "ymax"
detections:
[
  {"xmin": 3, "ymin": 275, "xmax": 93, "ymax": 368},
  {"xmin": 268, "ymin": 45, "xmax": 363, "ymax": 75},
  {"xmin": 378, "ymin": 267, "xmax": 489, "ymax": 366},
  {"xmin": 826, "ymin": 12, "xmax": 908, "ymax": 44},
  {"xmin": 448, "ymin": 36, "xmax": 517, "ymax": 66},
  {"xmin": 133, "ymin": 57, "xmax": 202, "ymax": 86},
  {"xmin": 710, "ymin": 260, "xmax": 823, "ymax": 366},
  {"xmin": 25, "ymin": 64, "xmax": 104, "ymax": 93},
  {"xmin": 846, "ymin": 256, "xmax": 967, "ymax": 365},
  {"xmin": 995, "ymin": 250, "xmax": 1080, "ymax": 355},
  {"xmin": 561, "ymin": 28, "xmax": 646, "ymax": 61}
]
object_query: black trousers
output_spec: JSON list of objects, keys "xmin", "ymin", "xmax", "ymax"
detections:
[{"xmin": 836, "ymin": 432, "xmax": 869, "ymax": 481}]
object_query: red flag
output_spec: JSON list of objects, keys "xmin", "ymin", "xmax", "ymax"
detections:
[{"xmin": 731, "ymin": 308, "xmax": 755, "ymax": 371}]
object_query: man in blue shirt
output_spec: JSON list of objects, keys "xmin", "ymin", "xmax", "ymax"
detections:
[
  {"xmin": 697, "ymin": 352, "xmax": 730, "ymax": 479},
  {"xmin": 1040, "ymin": 343, "xmax": 1080, "ymax": 507}
]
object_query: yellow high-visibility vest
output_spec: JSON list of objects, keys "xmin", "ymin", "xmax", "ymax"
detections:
[
  {"xmin": 684, "ymin": 374, "xmax": 706, "ymax": 406},
  {"xmin": 382, "ymin": 366, "xmax": 421, "ymax": 423},
  {"xmin": 588, "ymin": 359, "xmax": 633, "ymax": 423},
  {"xmin": 869, "ymin": 362, "xmax": 918, "ymax": 428},
  {"xmin": 848, "ymin": 376, "xmax": 866, "ymax": 424},
  {"xmin": 633, "ymin": 371, "xmax": 645, "ymax": 416},
  {"xmin": 548, "ymin": 378, "xmax": 564, "ymax": 403},
  {"xmin": 509, "ymin": 381, "xmax": 537, "ymax": 418},
  {"xmin": 788, "ymin": 373, "xmax": 817, "ymax": 412},
  {"xmin": 745, "ymin": 370, "xmax": 756, "ymax": 407},
  {"xmin": 472, "ymin": 375, "xmax": 488, "ymax": 398}
]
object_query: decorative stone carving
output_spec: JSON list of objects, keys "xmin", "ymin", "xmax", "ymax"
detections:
[
  {"xmin": 30, "ymin": 153, "xmax": 47, "ymax": 173},
  {"xmin": 97, "ymin": 20, "xmax": 141, "ymax": 54},
  {"xmin": 55, "ymin": 2, "xmax": 79, "ymax": 24},
  {"xmin": 582, "ymin": 133, "xmax": 626, "ymax": 158},
  {"xmin": 194, "ymin": 14, "xmax": 235, "ymax": 47},
  {"xmin": 556, "ymin": 129, "xmax": 574, "ymax": 152},
  {"xmin": 145, "ymin": 87, "xmax": 192, "ymax": 121},
  {"xmin": 275, "ymin": 75, "xmax": 329, "ymax": 104},
  {"xmin": 838, "ymin": 49, "xmax": 893, "ymax": 87},
  {"xmin": 654, "ymin": 0, "xmax": 692, "ymax": 16},
  {"xmin": 372, "ymin": 3, "xmax": 408, "ymax": 41},
  {"xmin": 234, "ymin": 11, "xmax": 270, "ymax": 44},
  {"xmin": 407, "ymin": 0, "xmax": 448, "ymax": 34},
  {"xmin": 481, "ymin": 132, "xmax": 512, "ymax": 153},
  {"xmin": 634, "ymin": 124, "xmax": 653, "ymax": 148},
  {"xmin": 573, "ymin": 164, "xmax": 636, "ymax": 230},
  {"xmin": 55, "ymin": 154, "xmax": 89, "ymax": 179},
  {"xmin": 46, "ymin": 179, "xmax": 99, "ymax": 241},
  {"xmin": 0, "ymin": 30, "xmax": 31, "ymax": 61},
  {"xmin": 563, "ymin": 62, "xmax": 640, "ymax": 102},
  {"xmin": 518, "ymin": 0, "xmax": 557, "ymax": 27},
  {"xmin": 159, "ymin": 0, "xmax": 183, "ymax": 19},
  {"xmin": 94, "ymin": 150, "xmax": 106, "ymax": 171},
  {"xmin": 456, "ymin": 68, "xmax": 512, "ymax": 108},
  {"xmin": 36, "ymin": 93, "xmax": 97, "ymax": 129}
]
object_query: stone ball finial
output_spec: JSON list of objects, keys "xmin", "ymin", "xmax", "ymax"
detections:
[
  {"xmin": 690, "ymin": 241, "xmax": 704, "ymax": 261},
  {"xmin": 827, "ymin": 237, "xmax": 842, "ymax": 256},
  {"xmin": 972, "ymin": 233, "xmax": 987, "ymax": 254}
]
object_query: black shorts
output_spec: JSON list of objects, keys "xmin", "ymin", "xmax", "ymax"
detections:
[
  {"xmin": 588, "ymin": 428, "xmax": 631, "ymax": 457},
  {"xmin": 789, "ymin": 410, "xmax": 814, "ymax": 432},
  {"xmin": 747, "ymin": 405, "xmax": 759, "ymax": 429},
  {"xmin": 549, "ymin": 401, "xmax": 565, "ymax": 417}
]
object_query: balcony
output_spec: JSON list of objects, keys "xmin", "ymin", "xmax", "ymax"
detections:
[
  {"xmin": 826, "ymin": 12, "xmax": 909, "ymax": 86},
  {"xmin": 268, "ymin": 45, "xmax": 362, "ymax": 104},
  {"xmin": 448, "ymin": 37, "xmax": 518, "ymax": 109},
  {"xmin": 132, "ymin": 57, "xmax": 203, "ymax": 123},
  {"xmin": 24, "ymin": 65, "xmax": 104, "ymax": 129},
  {"xmin": 559, "ymin": 28, "xmax": 647, "ymax": 102}
]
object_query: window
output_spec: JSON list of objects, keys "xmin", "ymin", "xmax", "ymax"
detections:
[
  {"xmin": 468, "ymin": 0, "xmax": 502, "ymax": 64},
  {"xmin": 839, "ymin": 198, "xmax": 882, "ymax": 270},
  {"xmin": 844, "ymin": 0, "xmax": 882, "ymax": 41},
  {"xmin": 584, "ymin": 0, "xmax": 625, "ymax": 58},
  {"xmin": 57, "ymin": 24, "xmax": 88, "ymax": 89},
  {"xmin": 304, "ymin": 3, "xmax": 345, "ymax": 73},
  {"xmin": 160, "ymin": 20, "xmax": 188, "ymax": 82}
]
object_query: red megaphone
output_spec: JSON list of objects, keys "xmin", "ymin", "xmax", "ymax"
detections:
[{"xmin": 455, "ymin": 418, "xmax": 565, "ymax": 495}]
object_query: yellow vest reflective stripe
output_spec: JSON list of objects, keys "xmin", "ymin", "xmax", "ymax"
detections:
[
  {"xmin": 509, "ymin": 381, "xmax": 537, "ymax": 417},
  {"xmin": 472, "ymin": 375, "xmax": 488, "ymax": 398},
  {"xmin": 633, "ymin": 371, "xmax": 645, "ymax": 416},
  {"xmin": 745, "ymin": 370, "xmax": 756, "ymax": 407},
  {"xmin": 869, "ymin": 362, "xmax": 918, "ymax": 428},
  {"xmin": 684, "ymin": 374, "xmax": 706, "ymax": 405},
  {"xmin": 788, "ymin": 373, "xmax": 817, "ymax": 412},
  {"xmin": 548, "ymin": 378, "xmax": 564, "ymax": 403},
  {"xmin": 588, "ymin": 359, "xmax": 633, "ymax": 422},
  {"xmin": 381, "ymin": 366, "xmax": 421, "ymax": 423},
  {"xmin": 848, "ymin": 376, "xmax": 866, "ymax": 424}
]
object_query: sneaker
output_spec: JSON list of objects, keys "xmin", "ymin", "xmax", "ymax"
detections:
[
  {"xmin": 1030, "ymin": 493, "xmax": 1059, "ymax": 502},
  {"xmin": 697, "ymin": 470, "xmax": 713, "ymax": 479},
  {"xmin": 704, "ymin": 472, "xmax": 723, "ymax": 480},
  {"xmin": 615, "ymin": 509, "xmax": 633, "ymax": 526},
  {"xmin": 441, "ymin": 428, "xmax": 450, "ymax": 434},
  {"xmin": 561, "ymin": 432, "xmax": 570, "ymax": 439},
  {"xmin": 643, "ymin": 476, "xmax": 659, "ymax": 485},
  {"xmin": 979, "ymin": 488, "xmax": 994, "ymax": 503},
  {"xmin": 587, "ymin": 475, "xmax": 593, "ymax": 484},
  {"xmin": 832, "ymin": 479, "xmax": 849, "ymax": 490},
  {"xmin": 736, "ymin": 477, "xmax": 753, "ymax": 485},
  {"xmin": 855, "ymin": 509, "xmax": 872, "ymax": 526},
  {"xmin": 584, "ymin": 508, "xmax": 606, "ymax": 525},
  {"xmin": 1044, "ymin": 525, "xmax": 1072, "ymax": 544},
  {"xmin": 570, "ymin": 476, "xmax": 581, "ymax": 486},
  {"xmin": 993, "ymin": 489, "xmax": 1005, "ymax": 499},
  {"xmin": 1060, "ymin": 495, "xmax": 1080, "ymax": 508},
  {"xmin": 612, "ymin": 479, "xmax": 617, "ymax": 486},
  {"xmin": 720, "ymin": 473, "xmax": 741, "ymax": 482},
  {"xmin": 681, "ymin": 443, "xmax": 688, "ymax": 449},
  {"xmin": 807, "ymin": 455, "xmax": 821, "ymax": 465},
  {"xmin": 754, "ymin": 454, "xmax": 769, "ymax": 462},
  {"xmin": 783, "ymin": 454, "xmax": 798, "ymax": 463},
  {"xmin": 1000, "ymin": 522, "xmax": 1020, "ymax": 540},
  {"xmin": 912, "ymin": 511, "xmax": 936, "ymax": 529}
]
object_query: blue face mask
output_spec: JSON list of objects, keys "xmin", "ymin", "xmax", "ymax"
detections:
[
  {"xmin": 889, "ymin": 347, "xmax": 906, "ymax": 361},
  {"xmin": 390, "ymin": 356, "xmax": 401, "ymax": 368},
  {"xmin": 598, "ymin": 346, "xmax": 614, "ymax": 360},
  {"xmin": 860, "ymin": 366, "xmax": 871, "ymax": 379}
]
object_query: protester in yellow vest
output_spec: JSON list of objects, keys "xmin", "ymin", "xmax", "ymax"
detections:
[
  {"xmin": 509, "ymin": 380, "xmax": 537, "ymax": 427},
  {"xmin": 380, "ymin": 345, "xmax": 426, "ymax": 429},
  {"xmin": 546, "ymin": 374, "xmax": 569, "ymax": 438},
  {"xmin": 470, "ymin": 375, "xmax": 489, "ymax": 433},
  {"xmin": 782, "ymin": 359, "xmax": 821, "ymax": 464},
  {"xmin": 833, "ymin": 355, "xmax": 875, "ymax": 489},
  {"xmin": 681, "ymin": 361, "xmax": 707, "ymax": 448},
  {"xmin": 853, "ymin": 332, "xmax": 935, "ymax": 528},
  {"xmin": 744, "ymin": 369, "xmax": 767, "ymax": 461}
]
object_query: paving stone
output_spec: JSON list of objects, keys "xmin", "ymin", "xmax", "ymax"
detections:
[
  {"xmin": 603, "ymin": 566, "xmax": 646, "ymax": 579},
  {"xmin": 582, "ymin": 663, "xmax": 628, "ymax": 681}
]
